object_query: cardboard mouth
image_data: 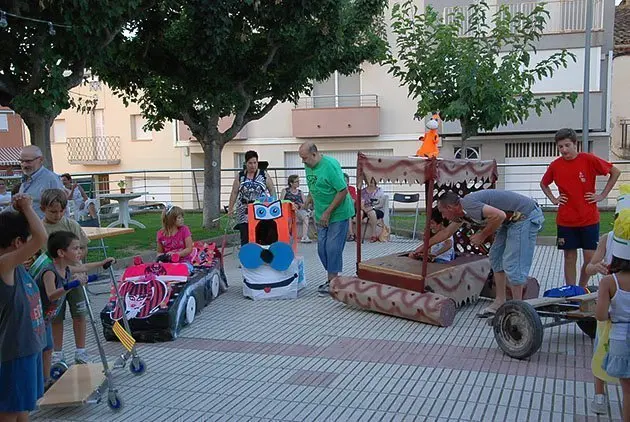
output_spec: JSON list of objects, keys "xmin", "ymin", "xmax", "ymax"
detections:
[{"xmin": 243, "ymin": 273, "xmax": 298, "ymax": 291}]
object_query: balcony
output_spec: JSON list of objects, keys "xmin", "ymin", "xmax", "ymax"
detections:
[
  {"xmin": 177, "ymin": 116, "xmax": 247, "ymax": 143},
  {"xmin": 67, "ymin": 136, "xmax": 121, "ymax": 165},
  {"xmin": 443, "ymin": 0, "xmax": 605, "ymax": 36},
  {"xmin": 291, "ymin": 94, "xmax": 380, "ymax": 138}
]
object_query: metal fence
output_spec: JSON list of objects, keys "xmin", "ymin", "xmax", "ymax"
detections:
[
  {"xmin": 71, "ymin": 160, "xmax": 630, "ymax": 213},
  {"xmin": 443, "ymin": 0, "xmax": 604, "ymax": 36}
]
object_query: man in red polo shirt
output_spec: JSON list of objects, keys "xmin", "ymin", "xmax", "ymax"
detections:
[{"xmin": 540, "ymin": 128, "xmax": 620, "ymax": 288}]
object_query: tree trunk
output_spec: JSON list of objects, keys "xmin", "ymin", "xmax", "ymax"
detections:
[
  {"xmin": 20, "ymin": 112, "xmax": 56, "ymax": 170},
  {"xmin": 202, "ymin": 138, "xmax": 224, "ymax": 229}
]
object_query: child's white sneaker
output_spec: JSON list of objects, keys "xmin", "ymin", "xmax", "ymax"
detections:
[
  {"xmin": 51, "ymin": 351, "xmax": 64, "ymax": 365},
  {"xmin": 74, "ymin": 349, "xmax": 90, "ymax": 364},
  {"xmin": 591, "ymin": 394, "xmax": 607, "ymax": 414}
]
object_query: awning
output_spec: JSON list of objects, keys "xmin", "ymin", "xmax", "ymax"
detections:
[{"xmin": 0, "ymin": 147, "xmax": 22, "ymax": 166}]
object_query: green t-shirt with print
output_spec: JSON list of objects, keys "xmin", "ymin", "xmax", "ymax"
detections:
[
  {"xmin": 41, "ymin": 216, "xmax": 90, "ymax": 253},
  {"xmin": 305, "ymin": 155, "xmax": 354, "ymax": 223}
]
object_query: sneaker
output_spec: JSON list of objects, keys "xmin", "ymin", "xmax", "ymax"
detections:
[
  {"xmin": 591, "ymin": 394, "xmax": 607, "ymax": 415},
  {"xmin": 51, "ymin": 351, "xmax": 65, "ymax": 365},
  {"xmin": 300, "ymin": 237, "xmax": 312, "ymax": 243},
  {"xmin": 75, "ymin": 350, "xmax": 90, "ymax": 364},
  {"xmin": 317, "ymin": 282, "xmax": 330, "ymax": 297},
  {"xmin": 44, "ymin": 378, "xmax": 56, "ymax": 392}
]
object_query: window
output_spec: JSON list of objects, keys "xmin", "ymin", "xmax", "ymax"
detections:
[
  {"xmin": 51, "ymin": 119, "xmax": 66, "ymax": 143},
  {"xmin": 131, "ymin": 114, "xmax": 152, "ymax": 140},
  {"xmin": 235, "ymin": 153, "xmax": 246, "ymax": 169},
  {"xmin": 0, "ymin": 114, "xmax": 8, "ymax": 132},
  {"xmin": 312, "ymin": 71, "xmax": 361, "ymax": 108},
  {"xmin": 454, "ymin": 146, "xmax": 480, "ymax": 160}
]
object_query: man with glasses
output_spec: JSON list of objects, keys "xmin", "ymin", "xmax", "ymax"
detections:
[{"xmin": 17, "ymin": 146, "xmax": 65, "ymax": 217}]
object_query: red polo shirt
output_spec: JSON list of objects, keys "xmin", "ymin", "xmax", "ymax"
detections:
[{"xmin": 541, "ymin": 152, "xmax": 612, "ymax": 227}]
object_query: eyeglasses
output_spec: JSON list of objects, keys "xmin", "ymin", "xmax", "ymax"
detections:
[{"xmin": 19, "ymin": 157, "xmax": 42, "ymax": 164}]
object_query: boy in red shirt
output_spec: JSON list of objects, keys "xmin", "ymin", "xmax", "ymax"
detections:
[{"xmin": 540, "ymin": 128, "xmax": 620, "ymax": 287}]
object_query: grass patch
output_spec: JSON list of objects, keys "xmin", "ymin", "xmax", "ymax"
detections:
[
  {"xmin": 390, "ymin": 210, "xmax": 615, "ymax": 238},
  {"xmin": 86, "ymin": 212, "xmax": 236, "ymax": 261}
]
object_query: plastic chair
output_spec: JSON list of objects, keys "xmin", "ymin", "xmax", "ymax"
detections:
[{"xmin": 391, "ymin": 193, "xmax": 421, "ymax": 241}]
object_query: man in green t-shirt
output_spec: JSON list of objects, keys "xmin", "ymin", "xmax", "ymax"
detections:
[{"xmin": 300, "ymin": 142, "xmax": 354, "ymax": 296}]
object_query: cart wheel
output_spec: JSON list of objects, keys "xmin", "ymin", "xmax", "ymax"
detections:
[
  {"xmin": 184, "ymin": 296, "xmax": 196, "ymax": 325},
  {"xmin": 107, "ymin": 392, "xmax": 123, "ymax": 411},
  {"xmin": 211, "ymin": 272, "xmax": 220, "ymax": 298},
  {"xmin": 492, "ymin": 301, "xmax": 543, "ymax": 360},
  {"xmin": 129, "ymin": 357, "xmax": 147, "ymax": 375},
  {"xmin": 577, "ymin": 319, "xmax": 597, "ymax": 339},
  {"xmin": 50, "ymin": 361, "xmax": 69, "ymax": 380},
  {"xmin": 103, "ymin": 328, "xmax": 116, "ymax": 342}
]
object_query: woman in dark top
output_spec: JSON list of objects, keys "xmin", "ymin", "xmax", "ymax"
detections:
[{"xmin": 228, "ymin": 150, "xmax": 276, "ymax": 245}]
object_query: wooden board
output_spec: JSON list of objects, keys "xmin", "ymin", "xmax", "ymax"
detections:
[
  {"xmin": 38, "ymin": 363, "xmax": 106, "ymax": 408},
  {"xmin": 357, "ymin": 252, "xmax": 491, "ymax": 306},
  {"xmin": 83, "ymin": 226, "xmax": 134, "ymax": 240},
  {"xmin": 358, "ymin": 252, "xmax": 486, "ymax": 279},
  {"xmin": 526, "ymin": 292, "xmax": 598, "ymax": 309}
]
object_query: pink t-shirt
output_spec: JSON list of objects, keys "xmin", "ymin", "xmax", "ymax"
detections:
[{"xmin": 157, "ymin": 225, "xmax": 192, "ymax": 262}]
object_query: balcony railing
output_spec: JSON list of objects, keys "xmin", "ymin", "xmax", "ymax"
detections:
[
  {"xmin": 67, "ymin": 136, "xmax": 121, "ymax": 165},
  {"xmin": 443, "ymin": 0, "xmax": 604, "ymax": 36},
  {"xmin": 621, "ymin": 119, "xmax": 630, "ymax": 150},
  {"xmin": 295, "ymin": 94, "xmax": 379, "ymax": 109}
]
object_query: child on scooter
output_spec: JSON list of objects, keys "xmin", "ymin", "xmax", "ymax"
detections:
[
  {"xmin": 157, "ymin": 205, "xmax": 194, "ymax": 273},
  {"xmin": 37, "ymin": 231, "xmax": 114, "ymax": 390},
  {"xmin": 0, "ymin": 194, "xmax": 48, "ymax": 421}
]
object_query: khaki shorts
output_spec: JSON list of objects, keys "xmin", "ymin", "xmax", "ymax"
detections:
[{"xmin": 53, "ymin": 287, "xmax": 88, "ymax": 322}]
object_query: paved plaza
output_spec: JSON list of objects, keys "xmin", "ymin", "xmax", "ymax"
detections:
[{"xmin": 32, "ymin": 239, "xmax": 624, "ymax": 422}]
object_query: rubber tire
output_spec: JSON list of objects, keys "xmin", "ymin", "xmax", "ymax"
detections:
[
  {"xmin": 492, "ymin": 301, "xmax": 543, "ymax": 360},
  {"xmin": 577, "ymin": 319, "xmax": 597, "ymax": 339},
  {"xmin": 184, "ymin": 296, "xmax": 196, "ymax": 325},
  {"xmin": 50, "ymin": 361, "xmax": 69, "ymax": 381},
  {"xmin": 129, "ymin": 357, "xmax": 146, "ymax": 375},
  {"xmin": 103, "ymin": 327, "xmax": 116, "ymax": 342},
  {"xmin": 107, "ymin": 393, "xmax": 123, "ymax": 411},
  {"xmin": 210, "ymin": 272, "xmax": 220, "ymax": 299},
  {"xmin": 576, "ymin": 284, "xmax": 598, "ymax": 339}
]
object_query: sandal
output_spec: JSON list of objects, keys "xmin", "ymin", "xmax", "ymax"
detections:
[
  {"xmin": 347, "ymin": 235, "xmax": 356, "ymax": 242},
  {"xmin": 369, "ymin": 236, "xmax": 379, "ymax": 243},
  {"xmin": 476, "ymin": 305, "xmax": 500, "ymax": 319}
]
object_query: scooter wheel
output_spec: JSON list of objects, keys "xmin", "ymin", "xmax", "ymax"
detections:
[
  {"xmin": 129, "ymin": 357, "xmax": 146, "ymax": 375},
  {"xmin": 107, "ymin": 392, "xmax": 123, "ymax": 411},
  {"xmin": 50, "ymin": 361, "xmax": 69, "ymax": 380}
]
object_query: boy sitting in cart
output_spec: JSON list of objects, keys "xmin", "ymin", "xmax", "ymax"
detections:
[
  {"xmin": 36, "ymin": 231, "xmax": 113, "ymax": 390},
  {"xmin": 409, "ymin": 209, "xmax": 454, "ymax": 263}
]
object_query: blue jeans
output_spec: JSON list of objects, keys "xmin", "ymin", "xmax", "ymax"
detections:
[
  {"xmin": 317, "ymin": 219, "xmax": 349, "ymax": 274},
  {"xmin": 489, "ymin": 206, "xmax": 544, "ymax": 286}
]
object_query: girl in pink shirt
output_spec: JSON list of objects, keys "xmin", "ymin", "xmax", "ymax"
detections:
[{"xmin": 156, "ymin": 206, "xmax": 194, "ymax": 272}]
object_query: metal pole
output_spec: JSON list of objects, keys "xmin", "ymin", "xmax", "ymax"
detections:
[{"xmin": 582, "ymin": 0, "xmax": 593, "ymax": 153}]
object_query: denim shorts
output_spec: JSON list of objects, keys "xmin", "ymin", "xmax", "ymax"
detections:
[
  {"xmin": 489, "ymin": 206, "xmax": 544, "ymax": 286},
  {"xmin": 316, "ymin": 219, "xmax": 350, "ymax": 274},
  {"xmin": 603, "ymin": 336, "xmax": 630, "ymax": 379}
]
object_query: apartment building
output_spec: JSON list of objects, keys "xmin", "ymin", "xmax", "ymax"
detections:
[
  {"xmin": 41, "ymin": 0, "xmax": 618, "ymax": 208},
  {"xmin": 612, "ymin": 0, "xmax": 630, "ymax": 160},
  {"xmin": 0, "ymin": 106, "xmax": 25, "ymax": 176}
]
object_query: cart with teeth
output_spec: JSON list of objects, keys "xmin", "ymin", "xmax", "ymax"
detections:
[{"xmin": 330, "ymin": 153, "xmax": 540, "ymax": 327}]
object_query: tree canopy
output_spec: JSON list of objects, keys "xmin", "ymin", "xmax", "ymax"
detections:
[
  {"xmin": 387, "ymin": 0, "xmax": 578, "ymax": 144},
  {"xmin": 0, "ymin": 1, "xmax": 152, "ymax": 167},
  {"xmin": 96, "ymin": 0, "xmax": 388, "ymax": 227}
]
